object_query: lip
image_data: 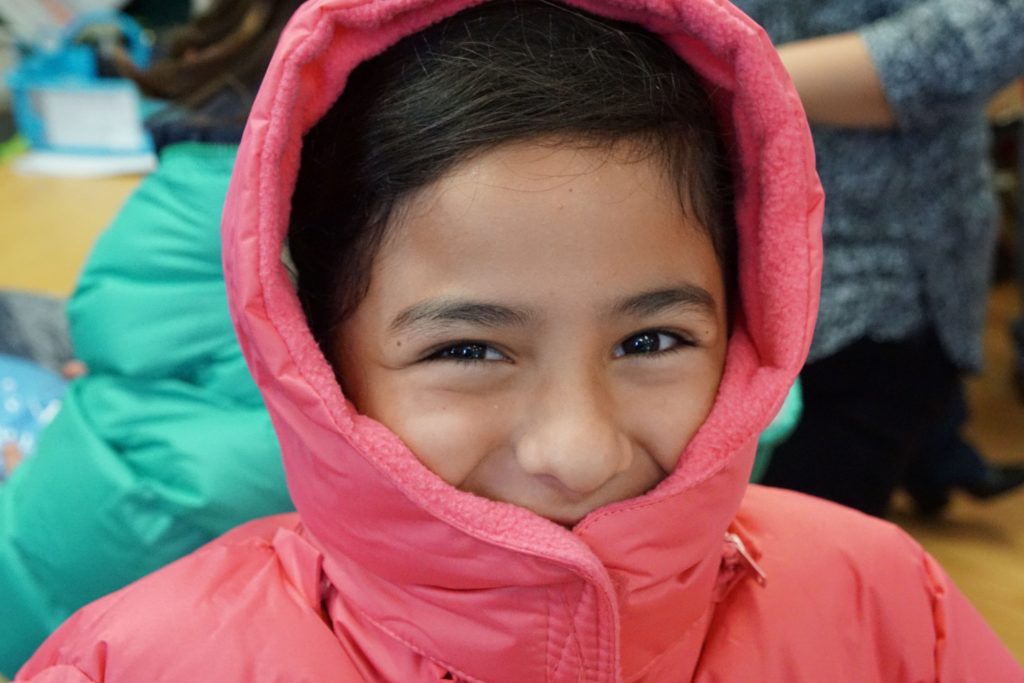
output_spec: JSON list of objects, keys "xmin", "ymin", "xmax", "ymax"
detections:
[
  {"xmin": 471, "ymin": 481, "xmax": 598, "ymax": 528},
  {"xmin": 528, "ymin": 497, "xmax": 601, "ymax": 528},
  {"xmin": 532, "ymin": 473, "xmax": 593, "ymax": 502},
  {"xmin": 521, "ymin": 473, "xmax": 636, "ymax": 527},
  {"xmin": 543, "ymin": 511, "xmax": 589, "ymax": 528}
]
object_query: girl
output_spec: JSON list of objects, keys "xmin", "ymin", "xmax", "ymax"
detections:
[{"xmin": 18, "ymin": 0, "xmax": 1020, "ymax": 680}]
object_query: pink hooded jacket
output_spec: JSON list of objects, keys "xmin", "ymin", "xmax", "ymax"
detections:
[{"xmin": 18, "ymin": 0, "xmax": 1022, "ymax": 680}]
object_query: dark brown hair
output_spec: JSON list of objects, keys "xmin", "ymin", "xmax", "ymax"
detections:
[
  {"xmin": 118, "ymin": 0, "xmax": 301, "ymax": 109},
  {"xmin": 289, "ymin": 0, "xmax": 736, "ymax": 349}
]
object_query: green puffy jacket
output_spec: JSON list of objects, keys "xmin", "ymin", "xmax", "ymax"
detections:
[{"xmin": 0, "ymin": 143, "xmax": 292, "ymax": 676}]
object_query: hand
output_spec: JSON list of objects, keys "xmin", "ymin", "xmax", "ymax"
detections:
[
  {"xmin": 61, "ymin": 360, "xmax": 88, "ymax": 380},
  {"xmin": 2, "ymin": 441, "xmax": 23, "ymax": 477}
]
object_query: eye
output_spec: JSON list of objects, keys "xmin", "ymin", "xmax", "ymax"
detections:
[
  {"xmin": 613, "ymin": 330, "xmax": 686, "ymax": 358},
  {"xmin": 427, "ymin": 342, "xmax": 507, "ymax": 362}
]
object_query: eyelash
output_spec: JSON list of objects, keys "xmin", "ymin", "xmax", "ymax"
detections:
[
  {"xmin": 613, "ymin": 329, "xmax": 694, "ymax": 358},
  {"xmin": 425, "ymin": 341, "xmax": 508, "ymax": 363},
  {"xmin": 424, "ymin": 329, "xmax": 695, "ymax": 364}
]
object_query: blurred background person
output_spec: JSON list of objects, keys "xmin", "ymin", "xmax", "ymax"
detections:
[{"xmin": 732, "ymin": 0, "xmax": 1024, "ymax": 517}]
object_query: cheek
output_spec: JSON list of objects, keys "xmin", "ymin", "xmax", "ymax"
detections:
[
  {"xmin": 625, "ymin": 362, "xmax": 725, "ymax": 473},
  {"xmin": 373, "ymin": 391, "xmax": 508, "ymax": 486}
]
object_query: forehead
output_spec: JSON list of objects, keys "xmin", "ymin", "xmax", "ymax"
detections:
[{"xmin": 364, "ymin": 141, "xmax": 725, "ymax": 317}]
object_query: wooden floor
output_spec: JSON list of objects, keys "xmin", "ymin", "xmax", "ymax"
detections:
[
  {"xmin": 1, "ymin": 163, "xmax": 1023, "ymax": 668},
  {"xmin": 0, "ymin": 163, "xmax": 139, "ymax": 296}
]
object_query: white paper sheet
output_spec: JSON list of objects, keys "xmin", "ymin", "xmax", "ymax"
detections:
[
  {"xmin": 35, "ymin": 85, "xmax": 148, "ymax": 152},
  {"xmin": 13, "ymin": 149, "xmax": 155, "ymax": 178}
]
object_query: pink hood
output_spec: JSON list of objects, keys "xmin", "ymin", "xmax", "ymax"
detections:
[{"xmin": 222, "ymin": 0, "xmax": 822, "ymax": 679}]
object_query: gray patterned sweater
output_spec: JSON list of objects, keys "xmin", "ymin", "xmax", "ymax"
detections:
[{"xmin": 732, "ymin": 0, "xmax": 1024, "ymax": 370}]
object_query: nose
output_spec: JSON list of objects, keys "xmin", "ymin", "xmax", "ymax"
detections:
[{"xmin": 515, "ymin": 373, "xmax": 633, "ymax": 496}]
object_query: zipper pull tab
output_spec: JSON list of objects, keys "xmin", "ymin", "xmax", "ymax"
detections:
[{"xmin": 725, "ymin": 532, "xmax": 767, "ymax": 586}]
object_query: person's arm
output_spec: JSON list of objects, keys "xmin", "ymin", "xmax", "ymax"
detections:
[
  {"xmin": 777, "ymin": 32, "xmax": 895, "ymax": 129},
  {"xmin": 779, "ymin": 0, "xmax": 1024, "ymax": 130}
]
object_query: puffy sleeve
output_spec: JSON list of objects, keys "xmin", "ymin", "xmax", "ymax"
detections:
[{"xmin": 860, "ymin": 0, "xmax": 1024, "ymax": 129}]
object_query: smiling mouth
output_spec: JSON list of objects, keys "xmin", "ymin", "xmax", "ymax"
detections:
[
  {"xmin": 532, "ymin": 502, "xmax": 597, "ymax": 529},
  {"xmin": 469, "ymin": 477, "xmax": 610, "ymax": 528}
]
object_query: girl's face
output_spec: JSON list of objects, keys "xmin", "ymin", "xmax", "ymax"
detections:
[{"xmin": 334, "ymin": 141, "xmax": 728, "ymax": 526}]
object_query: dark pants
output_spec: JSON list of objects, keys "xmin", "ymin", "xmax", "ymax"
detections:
[
  {"xmin": 902, "ymin": 384, "xmax": 988, "ymax": 509},
  {"xmin": 762, "ymin": 331, "xmax": 961, "ymax": 517}
]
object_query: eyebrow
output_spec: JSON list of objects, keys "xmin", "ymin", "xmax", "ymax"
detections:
[
  {"xmin": 389, "ymin": 286, "xmax": 716, "ymax": 334},
  {"xmin": 613, "ymin": 285, "xmax": 717, "ymax": 318},
  {"xmin": 389, "ymin": 299, "xmax": 534, "ymax": 333}
]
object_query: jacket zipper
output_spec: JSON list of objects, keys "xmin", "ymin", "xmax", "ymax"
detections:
[{"xmin": 724, "ymin": 532, "xmax": 767, "ymax": 586}]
